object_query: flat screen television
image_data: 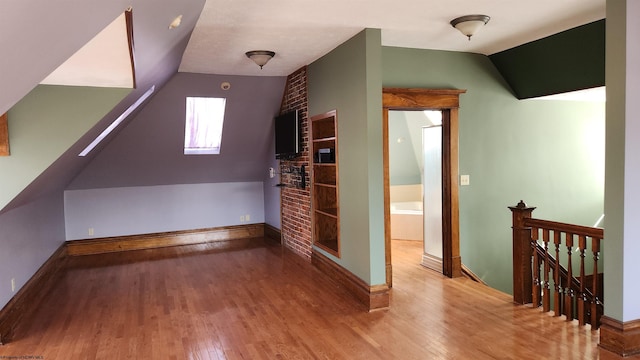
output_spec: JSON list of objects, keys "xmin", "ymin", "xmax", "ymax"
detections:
[{"xmin": 275, "ymin": 110, "xmax": 301, "ymax": 159}]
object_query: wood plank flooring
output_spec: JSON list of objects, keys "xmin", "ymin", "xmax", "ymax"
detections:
[{"xmin": 0, "ymin": 238, "xmax": 630, "ymax": 359}]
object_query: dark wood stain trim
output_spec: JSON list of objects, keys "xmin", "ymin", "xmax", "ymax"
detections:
[
  {"xmin": 0, "ymin": 113, "xmax": 9, "ymax": 156},
  {"xmin": 309, "ymin": 109, "xmax": 341, "ymax": 258},
  {"xmin": 525, "ymin": 218, "xmax": 604, "ymax": 238},
  {"xmin": 461, "ymin": 264, "xmax": 487, "ymax": 285},
  {"xmin": 383, "ymin": 88, "xmax": 465, "ymax": 282},
  {"xmin": 382, "ymin": 88, "xmax": 464, "ymax": 110},
  {"xmin": 264, "ymin": 224, "xmax": 282, "ymax": 244},
  {"xmin": 382, "ymin": 108, "xmax": 392, "ymax": 287},
  {"xmin": 67, "ymin": 224, "xmax": 265, "ymax": 256},
  {"xmin": 599, "ymin": 316, "xmax": 640, "ymax": 356},
  {"xmin": 442, "ymin": 108, "xmax": 462, "ymax": 278},
  {"xmin": 0, "ymin": 244, "xmax": 67, "ymax": 345},
  {"xmin": 125, "ymin": 8, "xmax": 136, "ymax": 89},
  {"xmin": 311, "ymin": 249, "xmax": 390, "ymax": 311}
]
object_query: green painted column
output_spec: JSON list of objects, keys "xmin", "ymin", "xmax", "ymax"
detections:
[{"xmin": 603, "ymin": 0, "xmax": 640, "ymax": 324}]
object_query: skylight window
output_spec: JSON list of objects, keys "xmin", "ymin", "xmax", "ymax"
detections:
[
  {"xmin": 423, "ymin": 110, "xmax": 442, "ymax": 126},
  {"xmin": 184, "ymin": 97, "xmax": 226, "ymax": 155}
]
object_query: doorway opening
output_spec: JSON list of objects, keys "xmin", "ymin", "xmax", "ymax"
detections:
[
  {"xmin": 383, "ymin": 88, "xmax": 465, "ymax": 287},
  {"xmin": 388, "ymin": 110, "xmax": 444, "ymax": 272}
]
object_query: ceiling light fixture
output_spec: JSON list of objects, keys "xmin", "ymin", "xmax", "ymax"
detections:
[
  {"xmin": 245, "ymin": 50, "xmax": 275, "ymax": 69},
  {"xmin": 169, "ymin": 15, "xmax": 182, "ymax": 29},
  {"xmin": 450, "ymin": 15, "xmax": 490, "ymax": 41}
]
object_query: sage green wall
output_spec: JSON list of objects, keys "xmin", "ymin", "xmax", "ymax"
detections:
[
  {"xmin": 1, "ymin": 85, "xmax": 130, "ymax": 210},
  {"xmin": 602, "ymin": 0, "xmax": 640, "ymax": 321},
  {"xmin": 388, "ymin": 111, "xmax": 421, "ymax": 185},
  {"xmin": 382, "ymin": 47, "xmax": 605, "ymax": 293},
  {"xmin": 308, "ymin": 29, "xmax": 386, "ymax": 285}
]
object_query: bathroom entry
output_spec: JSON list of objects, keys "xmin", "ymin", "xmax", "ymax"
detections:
[
  {"xmin": 387, "ymin": 110, "xmax": 443, "ymax": 272},
  {"xmin": 383, "ymin": 88, "xmax": 464, "ymax": 286}
]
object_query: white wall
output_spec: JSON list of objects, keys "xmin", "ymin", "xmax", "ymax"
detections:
[{"xmin": 64, "ymin": 182, "xmax": 265, "ymax": 240}]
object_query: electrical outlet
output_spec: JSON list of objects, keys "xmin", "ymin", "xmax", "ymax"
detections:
[
  {"xmin": 11, "ymin": 278, "xmax": 15, "ymax": 293},
  {"xmin": 269, "ymin": 167, "xmax": 275, "ymax": 178},
  {"xmin": 240, "ymin": 215, "xmax": 245, "ymax": 222},
  {"xmin": 460, "ymin": 175, "xmax": 470, "ymax": 186},
  {"xmin": 245, "ymin": 214, "xmax": 250, "ymax": 222},
  {"xmin": 88, "ymin": 228, "xmax": 94, "ymax": 236}
]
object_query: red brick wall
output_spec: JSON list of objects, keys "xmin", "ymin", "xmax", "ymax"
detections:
[{"xmin": 279, "ymin": 67, "xmax": 312, "ymax": 259}]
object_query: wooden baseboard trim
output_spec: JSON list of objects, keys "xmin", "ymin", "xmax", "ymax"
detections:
[
  {"xmin": 311, "ymin": 249, "xmax": 390, "ymax": 311},
  {"xmin": 599, "ymin": 316, "xmax": 640, "ymax": 356},
  {"xmin": 67, "ymin": 224, "xmax": 265, "ymax": 256},
  {"xmin": 386, "ymin": 263, "xmax": 393, "ymax": 288},
  {"xmin": 461, "ymin": 264, "xmax": 487, "ymax": 285},
  {"xmin": 0, "ymin": 243, "xmax": 67, "ymax": 345},
  {"xmin": 264, "ymin": 224, "xmax": 281, "ymax": 244},
  {"xmin": 1, "ymin": 225, "xmax": 272, "ymax": 345}
]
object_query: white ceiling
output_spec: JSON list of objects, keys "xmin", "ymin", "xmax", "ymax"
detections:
[{"xmin": 178, "ymin": 0, "xmax": 605, "ymax": 77}]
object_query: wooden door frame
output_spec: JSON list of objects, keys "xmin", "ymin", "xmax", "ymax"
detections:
[{"xmin": 383, "ymin": 88, "xmax": 465, "ymax": 286}]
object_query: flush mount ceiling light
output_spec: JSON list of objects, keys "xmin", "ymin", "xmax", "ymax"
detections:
[
  {"xmin": 245, "ymin": 50, "xmax": 275, "ymax": 69},
  {"xmin": 450, "ymin": 15, "xmax": 490, "ymax": 40},
  {"xmin": 169, "ymin": 15, "xmax": 182, "ymax": 29}
]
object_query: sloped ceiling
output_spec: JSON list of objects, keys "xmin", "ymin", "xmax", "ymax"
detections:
[
  {"xmin": 67, "ymin": 73, "xmax": 286, "ymax": 190},
  {"xmin": 0, "ymin": 0, "xmax": 607, "ymax": 213},
  {"xmin": 0, "ymin": 0, "xmax": 205, "ymax": 115},
  {"xmin": 1, "ymin": 0, "xmax": 607, "ymax": 117},
  {"xmin": 0, "ymin": 0, "xmax": 206, "ymax": 213},
  {"xmin": 40, "ymin": 11, "xmax": 134, "ymax": 88},
  {"xmin": 490, "ymin": 19, "xmax": 605, "ymax": 99}
]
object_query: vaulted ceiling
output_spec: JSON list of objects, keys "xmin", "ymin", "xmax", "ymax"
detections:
[
  {"xmin": 0, "ymin": 0, "xmax": 605, "ymax": 213},
  {"xmin": 2, "ymin": 0, "xmax": 605, "ymax": 114}
]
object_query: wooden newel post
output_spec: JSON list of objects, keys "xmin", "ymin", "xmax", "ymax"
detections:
[{"xmin": 509, "ymin": 200, "xmax": 536, "ymax": 305}]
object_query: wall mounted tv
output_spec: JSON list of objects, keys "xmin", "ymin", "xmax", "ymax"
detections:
[{"xmin": 275, "ymin": 110, "xmax": 302, "ymax": 160}]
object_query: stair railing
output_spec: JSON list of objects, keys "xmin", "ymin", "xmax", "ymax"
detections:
[{"xmin": 509, "ymin": 200, "xmax": 603, "ymax": 329}]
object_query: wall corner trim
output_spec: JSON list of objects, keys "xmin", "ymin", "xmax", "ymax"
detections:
[
  {"xmin": 599, "ymin": 316, "xmax": 640, "ymax": 356},
  {"xmin": 311, "ymin": 248, "xmax": 390, "ymax": 311},
  {"xmin": 0, "ymin": 112, "xmax": 9, "ymax": 156},
  {"xmin": 264, "ymin": 224, "xmax": 282, "ymax": 244}
]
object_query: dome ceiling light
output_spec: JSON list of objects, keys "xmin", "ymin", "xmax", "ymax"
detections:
[{"xmin": 450, "ymin": 15, "xmax": 490, "ymax": 41}]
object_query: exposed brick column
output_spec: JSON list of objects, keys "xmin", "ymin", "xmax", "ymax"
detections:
[{"xmin": 279, "ymin": 67, "xmax": 312, "ymax": 260}]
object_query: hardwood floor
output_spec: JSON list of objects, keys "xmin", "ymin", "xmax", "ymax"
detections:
[{"xmin": 0, "ymin": 238, "xmax": 630, "ymax": 359}]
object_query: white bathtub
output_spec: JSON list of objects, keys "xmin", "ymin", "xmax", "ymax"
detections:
[{"xmin": 390, "ymin": 201, "xmax": 423, "ymax": 241}]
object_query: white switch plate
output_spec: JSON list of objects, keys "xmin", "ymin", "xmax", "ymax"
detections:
[
  {"xmin": 11, "ymin": 278, "xmax": 15, "ymax": 292},
  {"xmin": 460, "ymin": 175, "xmax": 470, "ymax": 186}
]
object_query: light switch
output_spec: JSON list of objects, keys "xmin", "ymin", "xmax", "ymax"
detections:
[{"xmin": 460, "ymin": 175, "xmax": 470, "ymax": 186}]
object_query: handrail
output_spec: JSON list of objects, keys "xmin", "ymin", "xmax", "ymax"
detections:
[
  {"xmin": 509, "ymin": 200, "xmax": 603, "ymax": 329},
  {"xmin": 525, "ymin": 218, "xmax": 603, "ymax": 239}
]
